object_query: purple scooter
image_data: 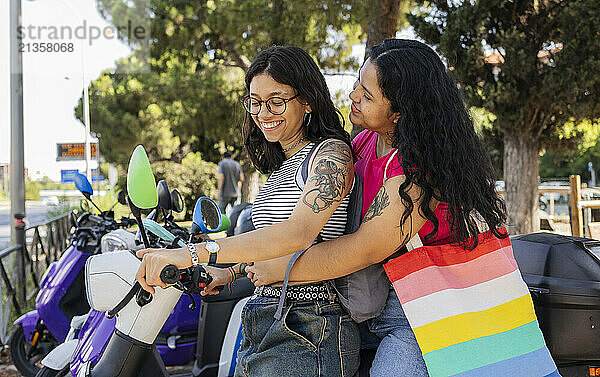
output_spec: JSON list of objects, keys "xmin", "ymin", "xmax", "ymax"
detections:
[
  {"xmin": 10, "ymin": 174, "xmax": 135, "ymax": 377},
  {"xmin": 36, "ymin": 179, "xmax": 203, "ymax": 377},
  {"xmin": 59, "ymin": 195, "xmax": 227, "ymax": 377}
]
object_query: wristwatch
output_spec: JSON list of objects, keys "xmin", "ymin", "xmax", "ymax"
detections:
[
  {"xmin": 188, "ymin": 243, "xmax": 199, "ymax": 267},
  {"xmin": 205, "ymin": 239, "xmax": 220, "ymax": 265}
]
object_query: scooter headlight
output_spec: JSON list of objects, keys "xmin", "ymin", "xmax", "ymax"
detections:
[
  {"xmin": 100, "ymin": 229, "xmax": 138, "ymax": 253},
  {"xmin": 100, "ymin": 234, "xmax": 128, "ymax": 253}
]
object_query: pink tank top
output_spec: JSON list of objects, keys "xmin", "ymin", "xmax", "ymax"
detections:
[{"xmin": 352, "ymin": 130, "xmax": 451, "ymax": 245}]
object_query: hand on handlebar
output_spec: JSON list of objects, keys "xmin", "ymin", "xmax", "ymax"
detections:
[
  {"xmin": 135, "ymin": 247, "xmax": 192, "ymax": 294},
  {"xmin": 200, "ymin": 266, "xmax": 235, "ymax": 296}
]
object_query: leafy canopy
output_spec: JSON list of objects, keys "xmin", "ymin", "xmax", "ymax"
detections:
[{"xmin": 410, "ymin": 0, "xmax": 600, "ymax": 143}]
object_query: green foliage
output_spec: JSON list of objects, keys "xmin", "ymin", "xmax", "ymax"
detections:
[
  {"xmin": 81, "ymin": 0, "xmax": 376, "ymax": 174},
  {"xmin": 410, "ymin": 0, "xmax": 600, "ymax": 145},
  {"xmin": 96, "ymin": 0, "xmax": 366, "ymax": 72},
  {"xmin": 45, "ymin": 199, "xmax": 74, "ymax": 220},
  {"xmin": 25, "ymin": 178, "xmax": 73, "ymax": 201},
  {"xmin": 76, "ymin": 51, "xmax": 245, "ymax": 168},
  {"xmin": 83, "ymin": 0, "xmax": 404, "ymax": 209},
  {"xmin": 153, "ymin": 152, "xmax": 218, "ymax": 220},
  {"xmin": 540, "ymin": 120, "xmax": 600, "ymax": 180},
  {"xmin": 471, "ymin": 107, "xmax": 504, "ymax": 178}
]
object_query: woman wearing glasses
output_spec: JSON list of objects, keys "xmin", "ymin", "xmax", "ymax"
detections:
[
  {"xmin": 244, "ymin": 39, "xmax": 508, "ymax": 376},
  {"xmin": 135, "ymin": 46, "xmax": 360, "ymax": 377}
]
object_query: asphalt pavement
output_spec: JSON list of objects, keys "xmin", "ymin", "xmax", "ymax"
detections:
[{"xmin": 0, "ymin": 202, "xmax": 50, "ymax": 249}]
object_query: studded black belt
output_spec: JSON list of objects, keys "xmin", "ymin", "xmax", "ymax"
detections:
[{"xmin": 253, "ymin": 282, "xmax": 336, "ymax": 302}]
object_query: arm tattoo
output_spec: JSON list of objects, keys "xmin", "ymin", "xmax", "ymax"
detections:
[
  {"xmin": 302, "ymin": 141, "xmax": 352, "ymax": 213},
  {"xmin": 363, "ymin": 186, "xmax": 390, "ymax": 223}
]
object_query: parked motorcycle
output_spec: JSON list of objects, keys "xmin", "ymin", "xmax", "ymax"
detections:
[
  {"xmin": 36, "ymin": 184, "xmax": 200, "ymax": 375},
  {"xmin": 34, "ymin": 146, "xmax": 231, "ymax": 377},
  {"xmin": 511, "ymin": 232, "xmax": 600, "ymax": 377},
  {"xmin": 72, "ymin": 145, "xmax": 227, "ymax": 376},
  {"xmin": 9, "ymin": 173, "xmax": 136, "ymax": 377}
]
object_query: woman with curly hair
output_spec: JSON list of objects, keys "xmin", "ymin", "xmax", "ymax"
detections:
[{"xmin": 246, "ymin": 39, "xmax": 507, "ymax": 376}]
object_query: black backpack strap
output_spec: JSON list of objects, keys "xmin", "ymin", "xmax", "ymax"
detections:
[
  {"xmin": 345, "ymin": 172, "xmax": 363, "ymax": 234},
  {"xmin": 295, "ymin": 141, "xmax": 321, "ymax": 190},
  {"xmin": 275, "ymin": 141, "xmax": 324, "ymax": 320}
]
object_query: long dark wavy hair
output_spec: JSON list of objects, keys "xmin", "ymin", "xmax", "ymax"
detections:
[
  {"xmin": 369, "ymin": 39, "xmax": 507, "ymax": 249},
  {"xmin": 242, "ymin": 46, "xmax": 351, "ymax": 174}
]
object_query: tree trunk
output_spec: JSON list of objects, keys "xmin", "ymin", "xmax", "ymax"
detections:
[
  {"xmin": 503, "ymin": 131, "xmax": 540, "ymax": 234},
  {"xmin": 239, "ymin": 151, "xmax": 261, "ymax": 203},
  {"xmin": 352, "ymin": 0, "xmax": 402, "ymax": 138},
  {"xmin": 241, "ymin": 171, "xmax": 260, "ymax": 203},
  {"xmin": 364, "ymin": 0, "xmax": 402, "ymax": 55}
]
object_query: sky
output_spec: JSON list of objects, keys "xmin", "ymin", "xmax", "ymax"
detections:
[{"xmin": 1, "ymin": 0, "xmax": 130, "ymax": 181}]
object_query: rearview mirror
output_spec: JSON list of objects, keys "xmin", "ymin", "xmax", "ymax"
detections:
[
  {"xmin": 156, "ymin": 180, "xmax": 171, "ymax": 211},
  {"xmin": 126, "ymin": 145, "xmax": 158, "ymax": 210},
  {"xmin": 197, "ymin": 197, "xmax": 221, "ymax": 231},
  {"xmin": 191, "ymin": 197, "xmax": 230, "ymax": 234},
  {"xmin": 170, "ymin": 189, "xmax": 184, "ymax": 213},
  {"xmin": 73, "ymin": 173, "xmax": 93, "ymax": 199}
]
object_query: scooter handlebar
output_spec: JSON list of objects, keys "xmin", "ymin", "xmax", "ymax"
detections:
[
  {"xmin": 159, "ymin": 264, "xmax": 213, "ymax": 293},
  {"xmin": 88, "ymin": 214, "xmax": 105, "ymax": 224},
  {"xmin": 160, "ymin": 265, "xmax": 180, "ymax": 284}
]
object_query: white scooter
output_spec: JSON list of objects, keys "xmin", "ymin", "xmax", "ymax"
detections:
[{"xmin": 40, "ymin": 146, "xmax": 254, "ymax": 377}]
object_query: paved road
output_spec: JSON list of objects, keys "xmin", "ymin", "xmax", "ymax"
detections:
[{"xmin": 0, "ymin": 202, "xmax": 50, "ymax": 249}]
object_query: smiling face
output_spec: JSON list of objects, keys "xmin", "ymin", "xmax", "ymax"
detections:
[
  {"xmin": 349, "ymin": 58, "xmax": 400, "ymax": 138},
  {"xmin": 249, "ymin": 73, "xmax": 310, "ymax": 151}
]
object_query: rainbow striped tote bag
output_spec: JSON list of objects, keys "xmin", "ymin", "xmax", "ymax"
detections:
[{"xmin": 383, "ymin": 228, "xmax": 560, "ymax": 377}]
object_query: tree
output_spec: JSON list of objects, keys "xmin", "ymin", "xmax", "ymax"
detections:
[
  {"xmin": 410, "ymin": 0, "xmax": 600, "ymax": 233},
  {"xmin": 539, "ymin": 120, "xmax": 600, "ymax": 181},
  {"xmin": 80, "ymin": 0, "xmax": 372, "ymax": 209},
  {"xmin": 364, "ymin": 0, "xmax": 413, "ymax": 53},
  {"xmin": 95, "ymin": 0, "xmax": 365, "ymax": 72},
  {"xmin": 347, "ymin": 0, "xmax": 413, "ymax": 136}
]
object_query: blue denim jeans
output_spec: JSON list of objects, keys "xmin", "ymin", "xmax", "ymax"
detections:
[
  {"xmin": 363, "ymin": 289, "xmax": 429, "ymax": 377},
  {"xmin": 234, "ymin": 295, "xmax": 360, "ymax": 377}
]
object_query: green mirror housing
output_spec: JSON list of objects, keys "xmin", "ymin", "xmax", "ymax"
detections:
[
  {"xmin": 218, "ymin": 214, "xmax": 231, "ymax": 232},
  {"xmin": 127, "ymin": 145, "xmax": 158, "ymax": 209}
]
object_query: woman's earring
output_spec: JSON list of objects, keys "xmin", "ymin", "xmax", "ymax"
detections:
[{"xmin": 304, "ymin": 112, "xmax": 312, "ymax": 126}]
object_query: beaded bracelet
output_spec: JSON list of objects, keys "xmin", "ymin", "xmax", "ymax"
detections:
[{"xmin": 236, "ymin": 263, "xmax": 248, "ymax": 279}]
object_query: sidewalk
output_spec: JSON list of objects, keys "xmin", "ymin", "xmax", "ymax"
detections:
[{"xmin": 0, "ymin": 200, "xmax": 50, "ymax": 209}]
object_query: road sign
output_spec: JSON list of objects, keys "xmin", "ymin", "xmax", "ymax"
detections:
[
  {"xmin": 60, "ymin": 169, "xmax": 79, "ymax": 183},
  {"xmin": 56, "ymin": 143, "xmax": 99, "ymax": 161},
  {"xmin": 91, "ymin": 169, "xmax": 104, "ymax": 182}
]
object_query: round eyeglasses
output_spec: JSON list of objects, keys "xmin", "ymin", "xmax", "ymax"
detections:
[{"xmin": 241, "ymin": 94, "xmax": 300, "ymax": 115}]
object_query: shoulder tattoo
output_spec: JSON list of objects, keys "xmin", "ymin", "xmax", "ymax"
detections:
[
  {"xmin": 363, "ymin": 186, "xmax": 390, "ymax": 223},
  {"xmin": 302, "ymin": 140, "xmax": 352, "ymax": 213}
]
